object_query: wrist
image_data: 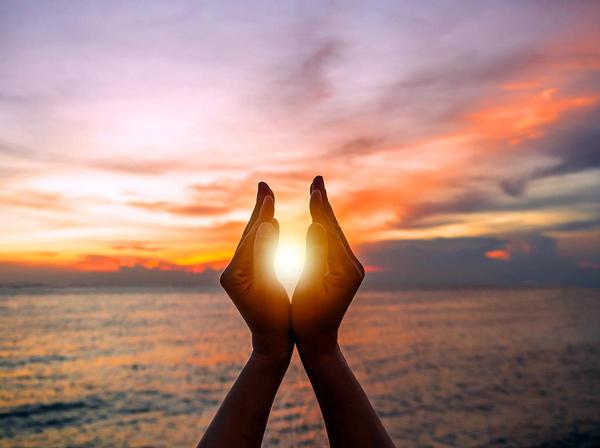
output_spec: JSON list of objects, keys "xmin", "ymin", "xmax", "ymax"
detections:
[
  {"xmin": 296, "ymin": 336, "xmax": 340, "ymax": 364},
  {"xmin": 251, "ymin": 332, "xmax": 293, "ymax": 364},
  {"xmin": 250, "ymin": 348, "xmax": 292, "ymax": 374},
  {"xmin": 298, "ymin": 343, "xmax": 343, "ymax": 373}
]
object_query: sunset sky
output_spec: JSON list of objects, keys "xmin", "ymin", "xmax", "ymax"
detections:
[{"xmin": 1, "ymin": 1, "xmax": 599, "ymax": 286}]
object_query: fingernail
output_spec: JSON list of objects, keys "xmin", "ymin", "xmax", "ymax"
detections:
[{"xmin": 261, "ymin": 194, "xmax": 274, "ymax": 207}]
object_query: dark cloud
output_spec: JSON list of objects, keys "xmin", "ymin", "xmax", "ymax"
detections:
[
  {"xmin": 375, "ymin": 50, "xmax": 544, "ymax": 138},
  {"xmin": 400, "ymin": 192, "xmax": 489, "ymax": 227},
  {"xmin": 499, "ymin": 178, "xmax": 528, "ymax": 198},
  {"xmin": 360, "ymin": 234, "xmax": 600, "ymax": 288},
  {"xmin": 271, "ymin": 35, "xmax": 343, "ymax": 111},
  {"xmin": 329, "ymin": 136, "xmax": 386, "ymax": 158},
  {"xmin": 0, "ymin": 262, "xmax": 220, "ymax": 288},
  {"xmin": 548, "ymin": 218, "xmax": 600, "ymax": 233},
  {"xmin": 295, "ymin": 37, "xmax": 340, "ymax": 101},
  {"xmin": 501, "ymin": 105, "xmax": 600, "ymax": 197},
  {"xmin": 397, "ymin": 188, "xmax": 600, "ymax": 232},
  {"xmin": 384, "ymin": 50, "xmax": 539, "ymax": 106},
  {"xmin": 3, "ymin": 233, "xmax": 598, "ymax": 288}
]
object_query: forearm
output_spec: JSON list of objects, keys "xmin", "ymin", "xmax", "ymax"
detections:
[
  {"xmin": 299, "ymin": 344, "xmax": 394, "ymax": 448},
  {"xmin": 197, "ymin": 350, "xmax": 291, "ymax": 448}
]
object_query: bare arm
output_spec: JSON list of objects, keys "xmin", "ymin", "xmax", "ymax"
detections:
[
  {"xmin": 197, "ymin": 182, "xmax": 292, "ymax": 448},
  {"xmin": 197, "ymin": 351, "xmax": 289, "ymax": 448},
  {"xmin": 300, "ymin": 346, "xmax": 393, "ymax": 448},
  {"xmin": 292, "ymin": 176, "xmax": 395, "ymax": 448}
]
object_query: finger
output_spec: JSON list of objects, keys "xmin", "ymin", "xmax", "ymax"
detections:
[
  {"xmin": 237, "ymin": 182, "xmax": 274, "ymax": 252},
  {"xmin": 271, "ymin": 217, "xmax": 280, "ymax": 238},
  {"xmin": 234, "ymin": 194, "xmax": 275, "ymax": 260},
  {"xmin": 253, "ymin": 221, "xmax": 278, "ymax": 281},
  {"xmin": 301, "ymin": 222, "xmax": 328, "ymax": 283},
  {"xmin": 311, "ymin": 175, "xmax": 364, "ymax": 276},
  {"xmin": 309, "ymin": 189, "xmax": 356, "ymax": 275},
  {"xmin": 269, "ymin": 218, "xmax": 280, "ymax": 258}
]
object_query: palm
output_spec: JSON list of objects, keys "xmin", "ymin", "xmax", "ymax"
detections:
[{"xmin": 225, "ymin": 264, "xmax": 289, "ymax": 343}]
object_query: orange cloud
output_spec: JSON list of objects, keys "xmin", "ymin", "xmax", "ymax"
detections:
[
  {"xmin": 74, "ymin": 253, "xmax": 225, "ymax": 273},
  {"xmin": 364, "ymin": 264, "xmax": 386, "ymax": 273},
  {"xmin": 128, "ymin": 200, "xmax": 228, "ymax": 216},
  {"xmin": 485, "ymin": 240, "xmax": 532, "ymax": 262},
  {"xmin": 485, "ymin": 249, "xmax": 511, "ymax": 261},
  {"xmin": 468, "ymin": 88, "xmax": 598, "ymax": 144}
]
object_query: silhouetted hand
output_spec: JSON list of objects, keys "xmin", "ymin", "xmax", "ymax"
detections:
[
  {"xmin": 292, "ymin": 176, "xmax": 365, "ymax": 358},
  {"xmin": 289, "ymin": 176, "xmax": 394, "ymax": 448},
  {"xmin": 220, "ymin": 182, "xmax": 291, "ymax": 361},
  {"xmin": 198, "ymin": 182, "xmax": 292, "ymax": 448}
]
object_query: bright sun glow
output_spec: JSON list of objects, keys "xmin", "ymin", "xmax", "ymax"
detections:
[{"xmin": 275, "ymin": 242, "xmax": 304, "ymax": 290}]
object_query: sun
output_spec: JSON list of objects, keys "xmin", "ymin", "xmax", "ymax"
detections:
[{"xmin": 275, "ymin": 241, "xmax": 304, "ymax": 290}]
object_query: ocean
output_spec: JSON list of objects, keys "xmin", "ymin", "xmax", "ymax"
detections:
[{"xmin": 0, "ymin": 287, "xmax": 599, "ymax": 447}]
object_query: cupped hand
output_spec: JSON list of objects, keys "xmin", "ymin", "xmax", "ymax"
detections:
[
  {"xmin": 220, "ymin": 182, "xmax": 292, "ymax": 361},
  {"xmin": 292, "ymin": 176, "xmax": 365, "ymax": 358}
]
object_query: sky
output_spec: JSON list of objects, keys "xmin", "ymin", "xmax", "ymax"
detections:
[{"xmin": 1, "ymin": 0, "xmax": 599, "ymax": 287}]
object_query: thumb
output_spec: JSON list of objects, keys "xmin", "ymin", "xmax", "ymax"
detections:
[
  {"xmin": 302, "ymin": 222, "xmax": 328, "ymax": 282},
  {"xmin": 253, "ymin": 221, "xmax": 278, "ymax": 281}
]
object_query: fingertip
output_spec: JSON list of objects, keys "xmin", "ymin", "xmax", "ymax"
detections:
[
  {"xmin": 257, "ymin": 181, "xmax": 274, "ymax": 197},
  {"xmin": 263, "ymin": 193, "xmax": 274, "ymax": 206},
  {"xmin": 314, "ymin": 175, "xmax": 324, "ymax": 190},
  {"xmin": 309, "ymin": 189, "xmax": 325, "ymax": 220},
  {"xmin": 259, "ymin": 194, "xmax": 275, "ymax": 219},
  {"xmin": 310, "ymin": 175, "xmax": 320, "ymax": 193},
  {"xmin": 257, "ymin": 181, "xmax": 267, "ymax": 196},
  {"xmin": 310, "ymin": 188, "xmax": 322, "ymax": 204}
]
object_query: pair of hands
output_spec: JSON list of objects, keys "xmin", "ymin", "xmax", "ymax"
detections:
[
  {"xmin": 202, "ymin": 176, "xmax": 394, "ymax": 448},
  {"xmin": 220, "ymin": 176, "xmax": 365, "ymax": 363}
]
